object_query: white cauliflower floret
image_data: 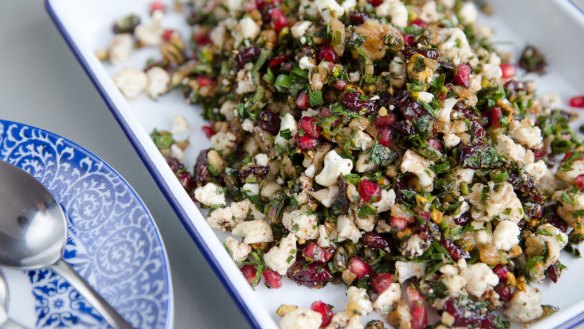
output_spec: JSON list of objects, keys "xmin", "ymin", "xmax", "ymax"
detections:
[
  {"xmin": 436, "ymin": 98, "xmax": 458, "ymax": 123},
  {"xmin": 458, "ymin": 1, "xmax": 478, "ymax": 25},
  {"xmin": 171, "ymin": 115, "xmax": 189, "ymax": 137},
  {"xmin": 282, "ymin": 209, "xmax": 320, "ymax": 240},
  {"xmin": 504, "ymin": 285, "xmax": 543, "ymax": 323},
  {"xmin": 493, "ymin": 220, "xmax": 520, "ymax": 251},
  {"xmin": 438, "ymin": 28, "xmax": 474, "ymax": 65},
  {"xmin": 210, "ymin": 131, "xmax": 237, "ymax": 155},
  {"xmin": 264, "ymin": 233, "xmax": 297, "ymax": 275},
  {"xmin": 443, "ymin": 133, "xmax": 461, "ymax": 148},
  {"xmin": 253, "ymin": 153, "xmax": 269, "ymax": 166},
  {"xmin": 467, "ymin": 182, "xmax": 523, "ymax": 222},
  {"xmin": 525, "ymin": 160, "xmax": 548, "ymax": 181},
  {"xmin": 238, "ymin": 17, "xmax": 260, "ymax": 40},
  {"xmin": 460, "ymin": 263, "xmax": 498, "ymax": 298},
  {"xmin": 279, "ymin": 308, "xmax": 322, "ymax": 329},
  {"xmin": 525, "ymin": 224, "xmax": 568, "ymax": 282},
  {"xmin": 222, "ymin": 0, "xmax": 243, "ymax": 11},
  {"xmin": 509, "ymin": 118, "xmax": 543, "ymax": 149},
  {"xmin": 316, "ymin": 0, "xmax": 345, "ymax": 23},
  {"xmin": 355, "ymin": 152, "xmax": 378, "ymax": 173},
  {"xmin": 402, "ymin": 234, "xmax": 427, "ymax": 259},
  {"xmin": 309, "ymin": 186, "xmax": 339, "ymax": 207},
  {"xmin": 243, "ymin": 183, "xmax": 260, "ymax": 196},
  {"xmin": 225, "ymin": 236, "xmax": 251, "ymax": 263},
  {"xmin": 420, "ymin": 1, "xmax": 439, "ymax": 23},
  {"xmin": 135, "ymin": 17, "xmax": 163, "ymax": 46},
  {"xmin": 346, "ymin": 287, "xmax": 373, "ymax": 317},
  {"xmin": 401, "ymin": 150, "xmax": 436, "ymax": 192},
  {"xmin": 112, "ymin": 68, "xmax": 147, "ymax": 99},
  {"xmin": 395, "ymin": 261, "xmax": 426, "ymax": 284},
  {"xmin": 352, "ymin": 131, "xmax": 373, "ymax": 151},
  {"xmin": 337, "ymin": 214, "xmax": 361, "ymax": 243},
  {"xmin": 275, "ymin": 113, "xmax": 298, "ymax": 149},
  {"xmin": 372, "ymin": 189, "xmax": 396, "ymax": 213},
  {"xmin": 194, "ymin": 182, "xmax": 226, "ymax": 207},
  {"xmin": 299, "ymin": 56, "xmax": 316, "ymax": 70},
  {"xmin": 145, "ymin": 66, "xmax": 170, "ymax": 98},
  {"xmin": 107, "ymin": 34, "xmax": 133, "ymax": 64},
  {"xmin": 373, "ymin": 282, "xmax": 401, "ymax": 314},
  {"xmin": 206, "ymin": 200, "xmax": 251, "ymax": 231},
  {"xmin": 440, "ymin": 267, "xmax": 467, "ymax": 298},
  {"xmin": 326, "ymin": 312, "xmax": 364, "ymax": 329},
  {"xmin": 376, "ymin": 0, "xmax": 408, "ymax": 27},
  {"xmin": 291, "ymin": 21, "xmax": 313, "ymax": 38},
  {"xmin": 219, "ymin": 100, "xmax": 236, "ymax": 120},
  {"xmin": 556, "ymin": 158, "xmax": 584, "ymax": 185},
  {"xmin": 316, "ymin": 150, "xmax": 353, "ymax": 187},
  {"xmin": 236, "ymin": 69, "xmax": 256, "ymax": 94},
  {"xmin": 495, "ymin": 134, "xmax": 534, "ymax": 164},
  {"xmin": 232, "ymin": 219, "xmax": 274, "ymax": 244},
  {"xmin": 553, "ymin": 189, "xmax": 584, "ymax": 225},
  {"xmin": 318, "ymin": 225, "xmax": 332, "ymax": 247}
]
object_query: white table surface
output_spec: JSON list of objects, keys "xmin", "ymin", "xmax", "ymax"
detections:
[{"xmin": 0, "ymin": 1, "xmax": 248, "ymax": 328}]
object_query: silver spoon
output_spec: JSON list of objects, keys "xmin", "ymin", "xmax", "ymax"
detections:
[
  {"xmin": 0, "ymin": 270, "xmax": 25, "ymax": 329},
  {"xmin": 0, "ymin": 161, "xmax": 132, "ymax": 329}
]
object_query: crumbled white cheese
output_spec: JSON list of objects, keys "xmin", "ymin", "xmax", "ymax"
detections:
[
  {"xmin": 107, "ymin": 34, "xmax": 133, "ymax": 64},
  {"xmin": 146, "ymin": 66, "xmax": 170, "ymax": 98},
  {"xmin": 291, "ymin": 21, "xmax": 313, "ymax": 38},
  {"xmin": 243, "ymin": 183, "xmax": 260, "ymax": 196},
  {"xmin": 279, "ymin": 307, "xmax": 322, "ymax": 329},
  {"xmin": 395, "ymin": 261, "xmax": 426, "ymax": 284},
  {"xmin": 135, "ymin": 18, "xmax": 163, "ymax": 46},
  {"xmin": 242, "ymin": 118, "xmax": 255, "ymax": 132},
  {"xmin": 275, "ymin": 113, "xmax": 298, "ymax": 149},
  {"xmin": 210, "ymin": 131, "xmax": 237, "ymax": 154},
  {"xmin": 436, "ymin": 98, "xmax": 458, "ymax": 123},
  {"xmin": 316, "ymin": 0, "xmax": 345, "ymax": 23},
  {"xmin": 253, "ymin": 153, "xmax": 268, "ymax": 167},
  {"xmin": 493, "ymin": 220, "xmax": 520, "ymax": 251},
  {"xmin": 373, "ymin": 282, "xmax": 401, "ymax": 314},
  {"xmin": 299, "ymin": 56, "xmax": 316, "ymax": 70},
  {"xmin": 222, "ymin": 0, "xmax": 243, "ymax": 12},
  {"xmin": 495, "ymin": 134, "xmax": 534, "ymax": 164},
  {"xmin": 509, "ymin": 118, "xmax": 543, "ymax": 149},
  {"xmin": 317, "ymin": 225, "xmax": 332, "ymax": 247},
  {"xmin": 238, "ymin": 17, "xmax": 261, "ymax": 40},
  {"xmin": 460, "ymin": 263, "xmax": 498, "ymax": 298},
  {"xmin": 315, "ymin": 150, "xmax": 353, "ymax": 187},
  {"xmin": 504, "ymin": 285, "xmax": 543, "ymax": 323},
  {"xmin": 372, "ymin": 189, "xmax": 396, "ymax": 213},
  {"xmin": 401, "ymin": 150, "xmax": 436, "ymax": 192},
  {"xmin": 337, "ymin": 214, "xmax": 361, "ymax": 243},
  {"xmin": 232, "ymin": 219, "xmax": 274, "ymax": 244},
  {"xmin": 352, "ymin": 131, "xmax": 373, "ymax": 151},
  {"xmin": 219, "ymin": 101, "xmax": 236, "ymax": 120},
  {"xmin": 264, "ymin": 233, "xmax": 297, "ymax": 275},
  {"xmin": 112, "ymin": 68, "xmax": 148, "ymax": 99},
  {"xmin": 467, "ymin": 181, "xmax": 523, "ymax": 222},
  {"xmin": 389, "ymin": 56, "xmax": 405, "ymax": 77},
  {"xmin": 170, "ymin": 144, "xmax": 184, "ymax": 160},
  {"xmin": 225, "ymin": 236, "xmax": 251, "ymax": 263},
  {"xmin": 346, "ymin": 287, "xmax": 373, "ymax": 317},
  {"xmin": 236, "ymin": 69, "xmax": 256, "ymax": 94},
  {"xmin": 194, "ymin": 182, "xmax": 226, "ymax": 206},
  {"xmin": 171, "ymin": 115, "xmax": 189, "ymax": 137},
  {"xmin": 443, "ymin": 133, "xmax": 461, "ymax": 148},
  {"xmin": 309, "ymin": 186, "xmax": 339, "ymax": 208}
]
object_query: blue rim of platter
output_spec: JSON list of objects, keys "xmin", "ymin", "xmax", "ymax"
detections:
[
  {"xmin": 44, "ymin": 1, "xmax": 584, "ymax": 328},
  {"xmin": 0, "ymin": 119, "xmax": 173, "ymax": 329}
]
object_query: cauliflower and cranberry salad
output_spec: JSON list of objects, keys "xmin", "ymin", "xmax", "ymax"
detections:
[{"xmin": 101, "ymin": 0, "xmax": 584, "ymax": 328}]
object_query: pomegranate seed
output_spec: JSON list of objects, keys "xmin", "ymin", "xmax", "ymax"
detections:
[
  {"xmin": 197, "ymin": 76, "xmax": 213, "ymax": 87},
  {"xmin": 377, "ymin": 127, "xmax": 393, "ymax": 147},
  {"xmin": 367, "ymin": 0, "xmax": 383, "ymax": 6},
  {"xmin": 494, "ymin": 283, "xmax": 513, "ymax": 302},
  {"xmin": 166, "ymin": 157, "xmax": 184, "ymax": 173},
  {"xmin": 409, "ymin": 18, "xmax": 427, "ymax": 27},
  {"xmin": 319, "ymin": 45, "xmax": 338, "ymax": 63},
  {"xmin": 358, "ymin": 179, "xmax": 381, "ymax": 202},
  {"xmin": 333, "ymin": 79, "xmax": 347, "ymax": 90},
  {"xmin": 406, "ymin": 286, "xmax": 428, "ymax": 329},
  {"xmin": 263, "ymin": 269, "xmax": 282, "ymax": 288},
  {"xmin": 268, "ymin": 54, "xmax": 291, "ymax": 69},
  {"xmin": 349, "ymin": 12, "xmax": 368, "ymax": 25},
  {"xmin": 319, "ymin": 107, "xmax": 333, "ymax": 117},
  {"xmin": 149, "ymin": 0, "xmax": 166, "ymax": 14},
  {"xmin": 575, "ymin": 174, "xmax": 584, "ymax": 189},
  {"xmin": 454, "ymin": 64, "xmax": 471, "ymax": 88},
  {"xmin": 295, "ymin": 91, "xmax": 311, "ymax": 110},
  {"xmin": 162, "ymin": 29, "xmax": 175, "ymax": 42},
  {"xmin": 177, "ymin": 171, "xmax": 194, "ymax": 193},
  {"xmin": 240, "ymin": 265, "xmax": 258, "ymax": 286},
  {"xmin": 390, "ymin": 217, "xmax": 409, "ymax": 231},
  {"xmin": 500, "ymin": 63, "xmax": 516, "ymax": 79},
  {"xmin": 311, "ymin": 301, "xmax": 333, "ymax": 327},
  {"xmin": 202, "ymin": 125, "xmax": 216, "ymax": 138},
  {"xmin": 296, "ymin": 135, "xmax": 318, "ymax": 150},
  {"xmin": 533, "ymin": 148, "xmax": 547, "ymax": 161},
  {"xmin": 374, "ymin": 114, "xmax": 396, "ymax": 127},
  {"xmin": 298, "ymin": 116, "xmax": 321, "ymax": 138},
  {"xmin": 361, "ymin": 232, "xmax": 389, "ymax": 249},
  {"xmin": 342, "ymin": 91, "xmax": 377, "ymax": 113},
  {"xmin": 271, "ymin": 8, "xmax": 289, "ymax": 33},
  {"xmin": 371, "ymin": 273, "xmax": 393, "ymax": 294},
  {"xmin": 492, "ymin": 265, "xmax": 508, "ymax": 281},
  {"xmin": 427, "ymin": 138, "xmax": 443, "ymax": 152},
  {"xmin": 489, "ymin": 107, "xmax": 502, "ymax": 128},
  {"xmin": 403, "ymin": 34, "xmax": 415, "ymax": 46},
  {"xmin": 569, "ymin": 96, "xmax": 584, "ymax": 108},
  {"xmin": 348, "ymin": 256, "xmax": 372, "ymax": 280},
  {"xmin": 287, "ymin": 260, "xmax": 333, "ymax": 287},
  {"xmin": 302, "ymin": 242, "xmax": 334, "ymax": 262},
  {"xmin": 440, "ymin": 238, "xmax": 469, "ymax": 261},
  {"xmin": 193, "ymin": 30, "xmax": 212, "ymax": 45}
]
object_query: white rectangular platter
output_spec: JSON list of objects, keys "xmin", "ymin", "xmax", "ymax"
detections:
[{"xmin": 46, "ymin": 0, "xmax": 584, "ymax": 327}]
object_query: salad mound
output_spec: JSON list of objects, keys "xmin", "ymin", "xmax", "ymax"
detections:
[{"xmin": 101, "ymin": 0, "xmax": 584, "ymax": 328}]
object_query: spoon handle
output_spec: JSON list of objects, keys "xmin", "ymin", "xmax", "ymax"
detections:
[{"xmin": 51, "ymin": 259, "xmax": 133, "ymax": 329}]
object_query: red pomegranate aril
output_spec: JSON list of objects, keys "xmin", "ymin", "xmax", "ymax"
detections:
[
  {"xmin": 454, "ymin": 63, "xmax": 471, "ymax": 88},
  {"xmin": 333, "ymin": 79, "xmax": 347, "ymax": 90},
  {"xmin": 162, "ymin": 29, "xmax": 175, "ymax": 42},
  {"xmin": 311, "ymin": 301, "xmax": 333, "ymax": 327},
  {"xmin": 302, "ymin": 242, "xmax": 334, "ymax": 262},
  {"xmin": 319, "ymin": 45, "xmax": 338, "ymax": 63},
  {"xmin": 569, "ymin": 96, "xmax": 584, "ymax": 108},
  {"xmin": 296, "ymin": 91, "xmax": 311, "ymax": 110},
  {"xmin": 492, "ymin": 265, "xmax": 508, "ymax": 281},
  {"xmin": 377, "ymin": 127, "xmax": 393, "ymax": 147},
  {"xmin": 533, "ymin": 148, "xmax": 547, "ymax": 161},
  {"xmin": 489, "ymin": 107, "xmax": 502, "ymax": 128},
  {"xmin": 440, "ymin": 238, "xmax": 469, "ymax": 261},
  {"xmin": 193, "ymin": 31, "xmax": 212, "ymax": 45},
  {"xmin": 547, "ymin": 264, "xmax": 560, "ymax": 283},
  {"xmin": 263, "ymin": 269, "xmax": 282, "ymax": 288},
  {"xmin": 197, "ymin": 76, "xmax": 213, "ymax": 87},
  {"xmin": 374, "ymin": 114, "xmax": 396, "ymax": 127},
  {"xmin": 409, "ymin": 18, "xmax": 427, "ymax": 27},
  {"xmin": 403, "ymin": 34, "xmax": 415, "ymax": 46},
  {"xmin": 298, "ymin": 116, "xmax": 320, "ymax": 138},
  {"xmin": 575, "ymin": 174, "xmax": 584, "ymax": 189},
  {"xmin": 358, "ymin": 179, "xmax": 381, "ymax": 202},
  {"xmin": 240, "ymin": 265, "xmax": 258, "ymax": 286},
  {"xmin": 361, "ymin": 232, "xmax": 389, "ymax": 249},
  {"xmin": 494, "ymin": 283, "xmax": 513, "ymax": 302},
  {"xmin": 348, "ymin": 256, "xmax": 372, "ymax": 280},
  {"xmin": 406, "ymin": 286, "xmax": 428, "ymax": 329},
  {"xmin": 271, "ymin": 8, "xmax": 289, "ymax": 33},
  {"xmin": 390, "ymin": 217, "xmax": 408, "ymax": 231},
  {"xmin": 150, "ymin": 0, "xmax": 166, "ymax": 14},
  {"xmin": 202, "ymin": 125, "xmax": 216, "ymax": 138},
  {"xmin": 268, "ymin": 54, "xmax": 291, "ymax": 69},
  {"xmin": 367, "ymin": 0, "xmax": 383, "ymax": 6},
  {"xmin": 297, "ymin": 135, "xmax": 319, "ymax": 150},
  {"xmin": 500, "ymin": 63, "xmax": 516, "ymax": 79},
  {"xmin": 371, "ymin": 273, "xmax": 393, "ymax": 294},
  {"xmin": 428, "ymin": 138, "xmax": 443, "ymax": 152}
]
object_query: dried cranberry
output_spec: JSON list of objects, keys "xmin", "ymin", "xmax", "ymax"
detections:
[
  {"xmin": 358, "ymin": 179, "xmax": 381, "ymax": 202},
  {"xmin": 391, "ymin": 121, "xmax": 415, "ymax": 136},
  {"xmin": 390, "ymin": 217, "xmax": 409, "ymax": 231},
  {"xmin": 533, "ymin": 148, "xmax": 547, "ymax": 161},
  {"xmin": 298, "ymin": 116, "xmax": 321, "ymax": 138},
  {"xmin": 348, "ymin": 256, "xmax": 373, "ymax": 279},
  {"xmin": 545, "ymin": 208, "xmax": 569, "ymax": 232},
  {"xmin": 287, "ymin": 260, "xmax": 333, "ymax": 287},
  {"xmin": 240, "ymin": 265, "xmax": 258, "ymax": 286},
  {"xmin": 361, "ymin": 233, "xmax": 389, "ymax": 249},
  {"xmin": 311, "ymin": 301, "xmax": 333, "ymax": 327},
  {"xmin": 409, "ymin": 18, "xmax": 427, "ymax": 27},
  {"xmin": 492, "ymin": 265, "xmax": 508, "ymax": 281},
  {"xmin": 427, "ymin": 138, "xmax": 443, "ymax": 152},
  {"xmin": 263, "ymin": 269, "xmax": 282, "ymax": 288},
  {"xmin": 193, "ymin": 31, "xmax": 212, "ymax": 46},
  {"xmin": 367, "ymin": 0, "xmax": 383, "ymax": 6},
  {"xmin": 149, "ymin": 0, "xmax": 166, "ymax": 14},
  {"xmin": 500, "ymin": 63, "xmax": 516, "ymax": 79},
  {"xmin": 440, "ymin": 238, "xmax": 469, "ymax": 261},
  {"xmin": 202, "ymin": 125, "xmax": 216, "ymax": 138},
  {"xmin": 494, "ymin": 283, "xmax": 513, "ymax": 302},
  {"xmin": 454, "ymin": 63, "xmax": 471, "ymax": 88},
  {"xmin": 237, "ymin": 46, "xmax": 261, "ymax": 69},
  {"xmin": 240, "ymin": 166, "xmax": 270, "ymax": 179},
  {"xmin": 569, "ymin": 96, "xmax": 584, "ymax": 108},
  {"xmin": 268, "ymin": 54, "xmax": 291, "ymax": 69},
  {"xmin": 444, "ymin": 296, "xmax": 491, "ymax": 328},
  {"xmin": 546, "ymin": 263, "xmax": 561, "ymax": 283},
  {"xmin": 392, "ymin": 89, "xmax": 424, "ymax": 120},
  {"xmin": 377, "ymin": 127, "xmax": 393, "ymax": 147},
  {"xmin": 342, "ymin": 91, "xmax": 377, "ymax": 113},
  {"xmin": 319, "ymin": 45, "xmax": 338, "ymax": 63},
  {"xmin": 374, "ymin": 114, "xmax": 396, "ymax": 127},
  {"xmin": 258, "ymin": 110, "xmax": 281, "ymax": 135},
  {"xmin": 296, "ymin": 135, "xmax": 319, "ymax": 150},
  {"xmin": 302, "ymin": 242, "xmax": 334, "ymax": 263},
  {"xmin": 349, "ymin": 11, "xmax": 368, "ymax": 25},
  {"xmin": 488, "ymin": 107, "xmax": 502, "ymax": 129},
  {"xmin": 295, "ymin": 91, "xmax": 311, "ymax": 110},
  {"xmin": 271, "ymin": 8, "xmax": 289, "ymax": 33},
  {"xmin": 403, "ymin": 34, "xmax": 415, "ymax": 47},
  {"xmin": 280, "ymin": 62, "xmax": 292, "ymax": 72},
  {"xmin": 194, "ymin": 150, "xmax": 210, "ymax": 187},
  {"xmin": 320, "ymin": 107, "xmax": 333, "ymax": 117},
  {"xmin": 166, "ymin": 157, "xmax": 184, "ymax": 173},
  {"xmin": 177, "ymin": 171, "xmax": 194, "ymax": 193},
  {"xmin": 371, "ymin": 273, "xmax": 393, "ymax": 294}
]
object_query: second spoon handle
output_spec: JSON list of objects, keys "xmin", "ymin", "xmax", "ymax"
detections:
[{"xmin": 51, "ymin": 259, "xmax": 132, "ymax": 329}]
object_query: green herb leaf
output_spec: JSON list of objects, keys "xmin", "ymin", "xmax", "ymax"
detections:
[{"xmin": 309, "ymin": 90, "xmax": 323, "ymax": 107}]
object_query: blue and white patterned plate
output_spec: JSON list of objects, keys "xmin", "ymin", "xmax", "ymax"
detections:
[{"xmin": 0, "ymin": 120, "xmax": 172, "ymax": 329}]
